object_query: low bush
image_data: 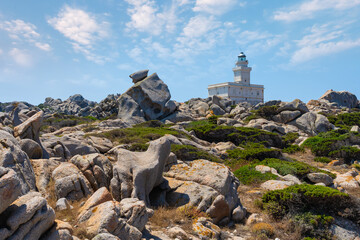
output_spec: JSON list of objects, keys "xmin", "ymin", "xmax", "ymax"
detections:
[
  {"xmin": 42, "ymin": 114, "xmax": 97, "ymax": 132},
  {"xmin": 170, "ymin": 144, "xmax": 221, "ymax": 162},
  {"xmin": 282, "ymin": 132, "xmax": 300, "ymax": 145},
  {"xmin": 282, "ymin": 144, "xmax": 304, "ymax": 154},
  {"xmin": 245, "ymin": 105, "xmax": 279, "ymax": 123},
  {"xmin": 251, "ymin": 222, "xmax": 275, "ymax": 239},
  {"xmin": 314, "ymin": 157, "xmax": 332, "ymax": 164},
  {"xmin": 186, "ymin": 120, "xmax": 283, "ymax": 148},
  {"xmin": 262, "ymin": 184, "xmax": 350, "ymax": 220},
  {"xmin": 87, "ymin": 121, "xmax": 185, "ymax": 145},
  {"xmin": 327, "ymin": 112, "xmax": 360, "ymax": 129},
  {"xmin": 259, "ymin": 158, "xmax": 336, "ymax": 179},
  {"xmin": 227, "ymin": 143, "xmax": 281, "ymax": 164},
  {"xmin": 233, "ymin": 165, "xmax": 278, "ymax": 185}
]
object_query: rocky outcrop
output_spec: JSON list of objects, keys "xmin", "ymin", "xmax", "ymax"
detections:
[
  {"xmin": 52, "ymin": 162, "xmax": 93, "ymax": 200},
  {"xmin": 70, "ymin": 153, "xmax": 113, "ymax": 190},
  {"xmin": 14, "ymin": 111, "xmax": 49, "ymax": 158},
  {"xmin": 320, "ymin": 90, "xmax": 358, "ymax": 109},
  {"xmin": 89, "ymin": 94, "xmax": 120, "ymax": 119},
  {"xmin": 165, "ymin": 159, "xmax": 246, "ymax": 224},
  {"xmin": 288, "ymin": 112, "xmax": 334, "ymax": 135},
  {"xmin": 110, "ymin": 137, "xmax": 170, "ymax": 206},
  {"xmin": 0, "ymin": 167, "xmax": 21, "ymax": 214},
  {"xmin": 19, "ymin": 138, "xmax": 43, "ymax": 159},
  {"xmin": 117, "ymin": 72, "xmax": 176, "ymax": 124},
  {"xmin": 0, "ymin": 130, "xmax": 37, "ymax": 194},
  {"xmin": 0, "ymin": 191, "xmax": 55, "ymax": 240}
]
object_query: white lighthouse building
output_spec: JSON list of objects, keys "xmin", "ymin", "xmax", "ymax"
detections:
[{"xmin": 207, "ymin": 52, "xmax": 264, "ymax": 105}]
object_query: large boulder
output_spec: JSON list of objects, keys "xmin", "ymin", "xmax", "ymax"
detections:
[
  {"xmin": 70, "ymin": 153, "xmax": 113, "ymax": 191},
  {"xmin": 320, "ymin": 90, "xmax": 358, "ymax": 109},
  {"xmin": 0, "ymin": 191, "xmax": 55, "ymax": 240},
  {"xmin": 77, "ymin": 201, "xmax": 143, "ymax": 240},
  {"xmin": 13, "ymin": 111, "xmax": 49, "ymax": 158},
  {"xmin": 164, "ymin": 159, "xmax": 246, "ymax": 223},
  {"xmin": 0, "ymin": 130, "xmax": 37, "ymax": 194},
  {"xmin": 0, "ymin": 167, "xmax": 22, "ymax": 214},
  {"xmin": 278, "ymin": 99, "xmax": 309, "ymax": 114},
  {"xmin": 52, "ymin": 162, "xmax": 93, "ymax": 200},
  {"xmin": 110, "ymin": 136, "xmax": 170, "ymax": 206},
  {"xmin": 129, "ymin": 69, "xmax": 149, "ymax": 83},
  {"xmin": 117, "ymin": 73, "xmax": 176, "ymax": 123},
  {"xmin": 288, "ymin": 112, "xmax": 334, "ymax": 135},
  {"xmin": 19, "ymin": 138, "xmax": 43, "ymax": 159}
]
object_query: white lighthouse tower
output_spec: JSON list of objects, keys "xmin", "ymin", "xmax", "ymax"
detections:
[{"xmin": 207, "ymin": 52, "xmax": 264, "ymax": 105}]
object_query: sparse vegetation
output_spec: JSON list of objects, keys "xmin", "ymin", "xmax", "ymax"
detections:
[
  {"xmin": 314, "ymin": 156, "xmax": 332, "ymax": 164},
  {"xmin": 234, "ymin": 165, "xmax": 278, "ymax": 185},
  {"xmin": 171, "ymin": 144, "xmax": 221, "ymax": 162},
  {"xmin": 282, "ymin": 144, "xmax": 304, "ymax": 154},
  {"xmin": 251, "ymin": 222, "xmax": 275, "ymax": 239},
  {"xmin": 41, "ymin": 113, "xmax": 98, "ymax": 132},
  {"xmin": 244, "ymin": 105, "xmax": 279, "ymax": 123},
  {"xmin": 327, "ymin": 112, "xmax": 360, "ymax": 129},
  {"xmin": 227, "ymin": 143, "xmax": 281, "ymax": 165}
]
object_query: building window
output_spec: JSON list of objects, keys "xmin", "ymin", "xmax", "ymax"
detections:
[{"xmin": 257, "ymin": 92, "xmax": 259, "ymax": 96}]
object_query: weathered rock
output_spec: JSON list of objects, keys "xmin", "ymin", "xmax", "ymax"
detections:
[
  {"xmin": 164, "ymin": 152, "xmax": 178, "ymax": 172},
  {"xmin": 260, "ymin": 180, "xmax": 294, "ymax": 190},
  {"xmin": 255, "ymin": 165, "xmax": 279, "ymax": 175},
  {"xmin": 246, "ymin": 213, "xmax": 263, "ymax": 225},
  {"xmin": 70, "ymin": 153, "xmax": 113, "ymax": 190},
  {"xmin": 0, "ymin": 191, "xmax": 55, "ymax": 240},
  {"xmin": 13, "ymin": 110, "xmax": 49, "ymax": 158},
  {"xmin": 119, "ymin": 198, "xmax": 153, "ymax": 231},
  {"xmin": 167, "ymin": 226, "xmax": 190, "ymax": 240},
  {"xmin": 52, "ymin": 162, "xmax": 93, "ymax": 200},
  {"xmin": 19, "ymin": 138, "xmax": 43, "ymax": 159},
  {"xmin": 212, "ymin": 142, "xmax": 237, "ymax": 153},
  {"xmin": 87, "ymin": 136, "xmax": 113, "ymax": 153},
  {"xmin": 320, "ymin": 90, "xmax": 358, "ymax": 109},
  {"xmin": 278, "ymin": 99, "xmax": 309, "ymax": 114},
  {"xmin": 0, "ymin": 130, "xmax": 37, "ymax": 194},
  {"xmin": 330, "ymin": 217, "xmax": 360, "ymax": 240},
  {"xmin": 193, "ymin": 217, "xmax": 221, "ymax": 240},
  {"xmin": 334, "ymin": 171, "xmax": 360, "ymax": 189},
  {"xmin": 165, "ymin": 159, "xmax": 245, "ymax": 223},
  {"xmin": 55, "ymin": 198, "xmax": 72, "ymax": 211},
  {"xmin": 41, "ymin": 220, "xmax": 75, "ymax": 240},
  {"xmin": 281, "ymin": 174, "xmax": 302, "ymax": 185},
  {"xmin": 351, "ymin": 125, "xmax": 360, "ymax": 133},
  {"xmin": 31, "ymin": 158, "xmax": 60, "ymax": 197},
  {"xmin": 0, "ymin": 167, "xmax": 21, "ymax": 214},
  {"xmin": 272, "ymin": 110, "xmax": 301, "ymax": 123},
  {"xmin": 110, "ymin": 136, "xmax": 170, "ymax": 206},
  {"xmin": 307, "ymin": 173, "xmax": 333, "ymax": 186},
  {"xmin": 42, "ymin": 135, "xmax": 98, "ymax": 160},
  {"xmin": 117, "ymin": 73, "xmax": 176, "ymax": 122},
  {"xmin": 97, "ymin": 119, "xmax": 130, "ymax": 130},
  {"xmin": 129, "ymin": 69, "xmax": 149, "ymax": 83},
  {"xmin": 289, "ymin": 112, "xmax": 334, "ymax": 135},
  {"xmin": 210, "ymin": 104, "xmax": 226, "ymax": 116},
  {"xmin": 78, "ymin": 187, "xmax": 113, "ymax": 220},
  {"xmin": 92, "ymin": 233, "xmax": 120, "ymax": 240},
  {"xmin": 77, "ymin": 201, "xmax": 142, "ymax": 240}
]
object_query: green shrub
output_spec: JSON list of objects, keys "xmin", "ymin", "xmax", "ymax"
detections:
[
  {"xmin": 187, "ymin": 120, "xmax": 283, "ymax": 148},
  {"xmin": 282, "ymin": 132, "xmax": 300, "ymax": 145},
  {"xmin": 233, "ymin": 165, "xmax": 278, "ymax": 185},
  {"xmin": 292, "ymin": 212, "xmax": 334, "ymax": 240},
  {"xmin": 87, "ymin": 122, "xmax": 184, "ymax": 145},
  {"xmin": 327, "ymin": 112, "xmax": 360, "ymax": 128},
  {"xmin": 259, "ymin": 158, "xmax": 336, "ymax": 179},
  {"xmin": 208, "ymin": 115, "xmax": 219, "ymax": 124},
  {"xmin": 353, "ymin": 163, "xmax": 360, "ymax": 171},
  {"xmin": 282, "ymin": 144, "xmax": 304, "ymax": 154},
  {"xmin": 262, "ymin": 184, "xmax": 350, "ymax": 219},
  {"xmin": 227, "ymin": 143, "xmax": 281, "ymax": 164},
  {"xmin": 170, "ymin": 144, "xmax": 221, "ymax": 162},
  {"xmin": 42, "ymin": 114, "xmax": 98, "ymax": 132},
  {"xmin": 302, "ymin": 130, "xmax": 360, "ymax": 162},
  {"xmin": 244, "ymin": 105, "xmax": 279, "ymax": 123},
  {"xmin": 314, "ymin": 157, "xmax": 332, "ymax": 163}
]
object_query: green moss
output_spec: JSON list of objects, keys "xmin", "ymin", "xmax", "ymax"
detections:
[
  {"xmin": 233, "ymin": 165, "xmax": 278, "ymax": 185},
  {"xmin": 259, "ymin": 158, "xmax": 336, "ymax": 179},
  {"xmin": 313, "ymin": 157, "xmax": 332, "ymax": 163},
  {"xmin": 262, "ymin": 184, "xmax": 350, "ymax": 219},
  {"xmin": 170, "ymin": 144, "xmax": 221, "ymax": 162}
]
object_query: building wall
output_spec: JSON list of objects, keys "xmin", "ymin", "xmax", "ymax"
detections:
[
  {"xmin": 208, "ymin": 84, "xmax": 264, "ymax": 105},
  {"xmin": 234, "ymin": 69, "xmax": 251, "ymax": 84}
]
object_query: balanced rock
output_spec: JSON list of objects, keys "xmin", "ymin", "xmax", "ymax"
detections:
[
  {"xmin": 0, "ymin": 191, "xmax": 55, "ymax": 240},
  {"xmin": 320, "ymin": 90, "xmax": 358, "ymax": 109},
  {"xmin": 110, "ymin": 136, "xmax": 170, "ymax": 206},
  {"xmin": 129, "ymin": 69, "xmax": 149, "ymax": 83},
  {"xmin": 278, "ymin": 99, "xmax": 309, "ymax": 114},
  {"xmin": 117, "ymin": 73, "xmax": 176, "ymax": 124}
]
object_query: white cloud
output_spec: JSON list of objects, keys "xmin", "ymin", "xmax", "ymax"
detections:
[
  {"xmin": 291, "ymin": 39, "xmax": 360, "ymax": 63},
  {"xmin": 9, "ymin": 48, "xmax": 32, "ymax": 67},
  {"xmin": 125, "ymin": 0, "xmax": 179, "ymax": 35},
  {"xmin": 48, "ymin": 6, "xmax": 109, "ymax": 63},
  {"xmin": 0, "ymin": 19, "xmax": 51, "ymax": 51},
  {"xmin": 182, "ymin": 15, "xmax": 219, "ymax": 38},
  {"xmin": 290, "ymin": 24, "xmax": 360, "ymax": 63},
  {"xmin": 193, "ymin": 0, "xmax": 237, "ymax": 15},
  {"xmin": 0, "ymin": 49, "xmax": 3, "ymax": 55},
  {"xmin": 274, "ymin": 0, "xmax": 360, "ymax": 22},
  {"xmin": 127, "ymin": 47, "xmax": 143, "ymax": 60}
]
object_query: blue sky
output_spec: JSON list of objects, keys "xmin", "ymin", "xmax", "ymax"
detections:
[{"xmin": 0, "ymin": 0, "xmax": 360, "ymax": 105}]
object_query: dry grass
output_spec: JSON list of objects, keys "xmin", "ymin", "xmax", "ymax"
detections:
[{"xmin": 149, "ymin": 206, "xmax": 195, "ymax": 233}]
